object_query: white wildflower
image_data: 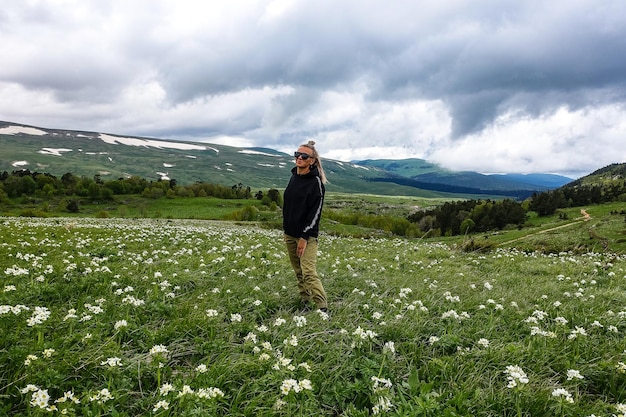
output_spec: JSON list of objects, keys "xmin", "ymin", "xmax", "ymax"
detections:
[
  {"xmin": 566, "ymin": 369, "xmax": 584, "ymax": 380},
  {"xmin": 552, "ymin": 387, "xmax": 574, "ymax": 403},
  {"xmin": 504, "ymin": 365, "xmax": 529, "ymax": 388}
]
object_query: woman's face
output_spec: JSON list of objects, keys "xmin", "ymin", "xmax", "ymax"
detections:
[{"xmin": 295, "ymin": 146, "xmax": 315, "ymax": 170}]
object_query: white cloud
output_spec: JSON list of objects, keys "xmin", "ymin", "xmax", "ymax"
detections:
[
  {"xmin": 1, "ymin": 0, "xmax": 626, "ymax": 177},
  {"xmin": 429, "ymin": 105, "xmax": 626, "ymax": 177},
  {"xmin": 204, "ymin": 136, "xmax": 254, "ymax": 148}
]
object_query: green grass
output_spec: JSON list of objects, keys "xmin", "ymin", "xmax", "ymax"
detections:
[
  {"xmin": 120, "ymin": 196, "xmax": 266, "ymax": 219},
  {"xmin": 458, "ymin": 202, "xmax": 626, "ymax": 254},
  {"xmin": 324, "ymin": 193, "xmax": 454, "ymax": 216},
  {"xmin": 1, "ymin": 216, "xmax": 626, "ymax": 416},
  {"xmin": 1, "ymin": 195, "xmax": 272, "ymax": 220},
  {"xmin": 3, "ymin": 192, "xmax": 625, "ymax": 254}
]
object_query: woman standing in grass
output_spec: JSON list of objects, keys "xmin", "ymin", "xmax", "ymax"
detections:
[{"xmin": 283, "ymin": 141, "xmax": 328, "ymax": 312}]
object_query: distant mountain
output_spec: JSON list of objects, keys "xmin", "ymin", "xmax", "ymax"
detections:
[
  {"xmin": 353, "ymin": 158, "xmax": 447, "ymax": 177},
  {"xmin": 0, "ymin": 121, "xmax": 578, "ymax": 199},
  {"xmin": 488, "ymin": 173, "xmax": 572, "ymax": 189},
  {"xmin": 0, "ymin": 121, "xmax": 449, "ymax": 198},
  {"xmin": 355, "ymin": 158, "xmax": 572, "ymax": 199}
]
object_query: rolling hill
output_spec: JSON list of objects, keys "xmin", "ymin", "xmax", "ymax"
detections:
[
  {"xmin": 355, "ymin": 159, "xmax": 572, "ymax": 191},
  {"xmin": 0, "ymin": 121, "xmax": 571, "ymax": 199}
]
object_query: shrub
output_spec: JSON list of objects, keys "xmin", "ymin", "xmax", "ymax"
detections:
[
  {"xmin": 226, "ymin": 205, "xmax": 259, "ymax": 221},
  {"xmin": 18, "ymin": 208, "xmax": 48, "ymax": 218},
  {"xmin": 66, "ymin": 200, "xmax": 80, "ymax": 213}
]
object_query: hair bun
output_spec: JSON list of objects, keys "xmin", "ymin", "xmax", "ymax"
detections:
[{"xmin": 307, "ymin": 140, "xmax": 316, "ymax": 146}]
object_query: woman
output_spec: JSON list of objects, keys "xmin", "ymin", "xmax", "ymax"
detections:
[{"xmin": 283, "ymin": 141, "xmax": 328, "ymax": 312}]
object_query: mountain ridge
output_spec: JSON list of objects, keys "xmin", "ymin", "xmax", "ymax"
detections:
[
  {"xmin": 354, "ymin": 159, "xmax": 572, "ymax": 190},
  {"xmin": 0, "ymin": 121, "xmax": 574, "ymax": 198}
]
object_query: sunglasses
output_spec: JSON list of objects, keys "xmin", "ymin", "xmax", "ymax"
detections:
[{"xmin": 294, "ymin": 151, "xmax": 312, "ymax": 160}]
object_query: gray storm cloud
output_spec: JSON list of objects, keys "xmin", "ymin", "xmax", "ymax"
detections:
[{"xmin": 1, "ymin": 0, "xmax": 626, "ymax": 176}]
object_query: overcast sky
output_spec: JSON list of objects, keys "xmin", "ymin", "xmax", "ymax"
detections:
[{"xmin": 2, "ymin": 0, "xmax": 626, "ymax": 178}]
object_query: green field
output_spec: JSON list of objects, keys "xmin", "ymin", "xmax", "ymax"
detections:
[
  {"xmin": 1, "ymin": 215, "xmax": 626, "ymax": 416},
  {"xmin": 2, "ymin": 192, "xmax": 626, "ymax": 253},
  {"xmin": 467, "ymin": 203, "xmax": 626, "ymax": 254}
]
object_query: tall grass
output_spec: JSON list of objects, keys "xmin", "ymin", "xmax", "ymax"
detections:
[{"xmin": 1, "ymin": 217, "xmax": 625, "ymax": 416}]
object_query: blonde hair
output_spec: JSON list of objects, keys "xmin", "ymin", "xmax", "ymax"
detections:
[{"xmin": 300, "ymin": 140, "xmax": 328, "ymax": 184}]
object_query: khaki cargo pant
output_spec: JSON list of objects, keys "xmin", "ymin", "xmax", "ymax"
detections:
[{"xmin": 284, "ymin": 234, "xmax": 328, "ymax": 310}]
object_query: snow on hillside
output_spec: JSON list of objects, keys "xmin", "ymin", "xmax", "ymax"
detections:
[
  {"xmin": 0, "ymin": 125, "xmax": 47, "ymax": 135},
  {"xmin": 99, "ymin": 134, "xmax": 208, "ymax": 151},
  {"xmin": 238, "ymin": 149, "xmax": 280, "ymax": 157}
]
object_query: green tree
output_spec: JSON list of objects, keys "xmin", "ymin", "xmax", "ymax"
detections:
[
  {"xmin": 104, "ymin": 179, "xmax": 131, "ymax": 195},
  {"xmin": 101, "ymin": 187, "xmax": 114, "ymax": 200},
  {"xmin": 61, "ymin": 172, "xmax": 78, "ymax": 194},
  {"xmin": 530, "ymin": 191, "xmax": 565, "ymax": 216},
  {"xmin": 42, "ymin": 184, "xmax": 55, "ymax": 196},
  {"xmin": 267, "ymin": 189, "xmax": 283, "ymax": 206},
  {"xmin": 142, "ymin": 187, "xmax": 164, "ymax": 199},
  {"xmin": 66, "ymin": 200, "xmax": 80, "ymax": 213},
  {"xmin": 460, "ymin": 218, "xmax": 475, "ymax": 235},
  {"xmin": 12, "ymin": 175, "xmax": 37, "ymax": 196},
  {"xmin": 88, "ymin": 183, "xmax": 102, "ymax": 200},
  {"xmin": 35, "ymin": 174, "xmax": 58, "ymax": 191}
]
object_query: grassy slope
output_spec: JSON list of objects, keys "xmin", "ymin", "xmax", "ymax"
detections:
[
  {"xmin": 443, "ymin": 202, "xmax": 626, "ymax": 254},
  {"xmin": 1, "ymin": 121, "xmax": 565, "ymax": 199},
  {"xmin": 0, "ymin": 131, "xmax": 477, "ymax": 198}
]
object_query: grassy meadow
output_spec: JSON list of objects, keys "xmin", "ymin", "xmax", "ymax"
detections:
[{"xmin": 1, "ymin": 215, "xmax": 626, "ymax": 416}]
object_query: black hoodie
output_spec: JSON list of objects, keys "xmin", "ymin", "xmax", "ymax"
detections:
[{"xmin": 282, "ymin": 165, "xmax": 325, "ymax": 239}]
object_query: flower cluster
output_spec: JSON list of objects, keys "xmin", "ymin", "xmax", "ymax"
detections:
[
  {"xmin": 27, "ymin": 306, "xmax": 51, "ymax": 327},
  {"xmin": 292, "ymin": 315, "xmax": 307, "ymax": 327},
  {"xmin": 552, "ymin": 387, "xmax": 574, "ymax": 403},
  {"xmin": 371, "ymin": 376, "xmax": 394, "ymax": 415},
  {"xmin": 155, "ymin": 383, "xmax": 224, "ymax": 411},
  {"xmin": 0, "ymin": 304, "xmax": 30, "ymax": 316},
  {"xmin": 504, "ymin": 365, "xmax": 529, "ymax": 388},
  {"xmin": 21, "ymin": 386, "xmax": 53, "ymax": 411},
  {"xmin": 566, "ymin": 369, "xmax": 584, "ymax": 380},
  {"xmin": 441, "ymin": 309, "xmax": 470, "ymax": 321},
  {"xmin": 568, "ymin": 326, "xmax": 588, "ymax": 340},
  {"xmin": 101, "ymin": 357, "xmax": 123, "ymax": 367},
  {"xmin": 149, "ymin": 344, "xmax": 169, "ymax": 355},
  {"xmin": 280, "ymin": 378, "xmax": 313, "ymax": 395},
  {"xmin": 351, "ymin": 326, "xmax": 378, "ymax": 348}
]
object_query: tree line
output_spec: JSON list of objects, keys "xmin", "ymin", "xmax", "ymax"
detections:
[
  {"xmin": 407, "ymin": 199, "xmax": 527, "ymax": 237},
  {"xmin": 0, "ymin": 170, "xmax": 282, "ymax": 211},
  {"xmin": 3, "ymin": 166, "xmax": 624, "ymax": 238},
  {"xmin": 529, "ymin": 182, "xmax": 626, "ymax": 216},
  {"xmin": 406, "ymin": 170, "xmax": 625, "ymax": 236},
  {"xmin": 528, "ymin": 162, "xmax": 626, "ymax": 216}
]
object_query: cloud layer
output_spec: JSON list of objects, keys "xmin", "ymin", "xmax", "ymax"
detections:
[{"xmin": 2, "ymin": 0, "xmax": 626, "ymax": 177}]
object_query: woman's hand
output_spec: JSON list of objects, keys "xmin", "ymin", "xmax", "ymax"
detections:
[{"xmin": 297, "ymin": 238, "xmax": 307, "ymax": 257}]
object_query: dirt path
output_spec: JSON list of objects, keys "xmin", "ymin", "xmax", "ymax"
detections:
[
  {"xmin": 581, "ymin": 208, "xmax": 591, "ymax": 221},
  {"xmin": 499, "ymin": 209, "xmax": 591, "ymax": 246}
]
